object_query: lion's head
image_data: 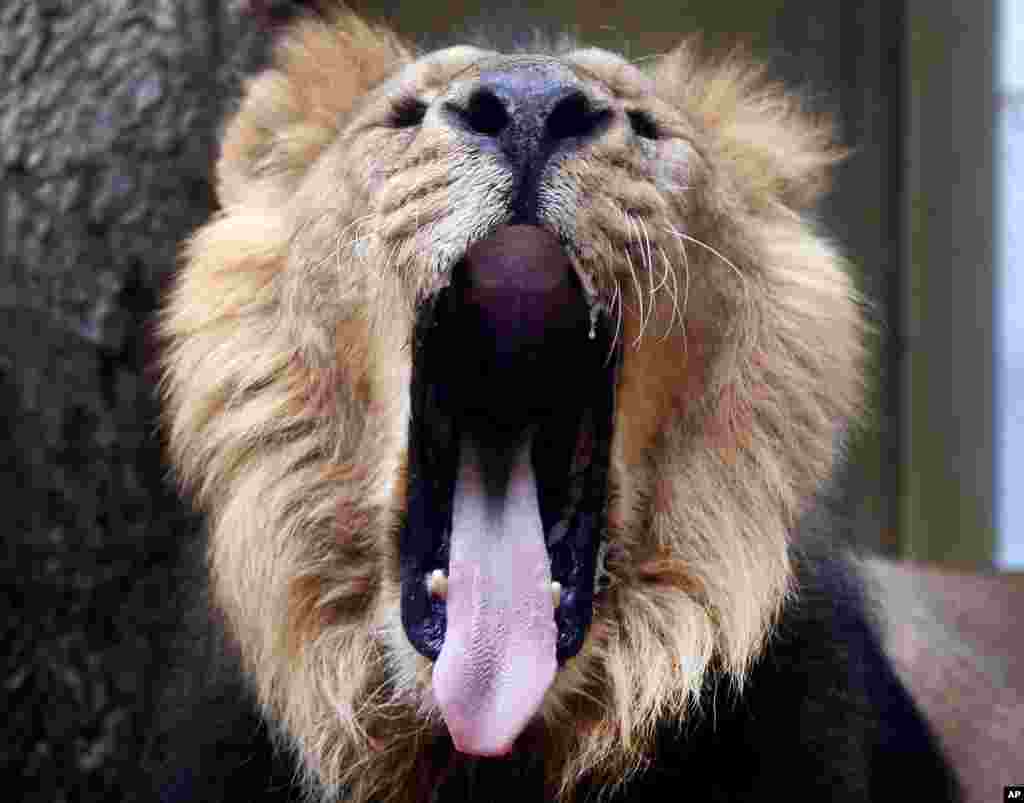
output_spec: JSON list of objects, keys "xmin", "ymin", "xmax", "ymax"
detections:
[{"xmin": 162, "ymin": 6, "xmax": 863, "ymax": 801}]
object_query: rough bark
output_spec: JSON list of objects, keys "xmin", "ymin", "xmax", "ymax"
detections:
[{"xmin": 0, "ymin": 3, "xmax": 269, "ymax": 799}]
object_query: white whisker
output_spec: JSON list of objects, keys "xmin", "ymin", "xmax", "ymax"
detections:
[
  {"xmin": 658, "ymin": 245, "xmax": 685, "ymax": 344},
  {"xmin": 623, "ymin": 248, "xmax": 645, "ymax": 348},
  {"xmin": 623, "ymin": 214, "xmax": 650, "ymax": 346},
  {"xmin": 608, "ymin": 276, "xmax": 623, "ymax": 362},
  {"xmin": 637, "ymin": 216, "xmax": 657, "ymax": 336},
  {"xmin": 664, "ymin": 224, "xmax": 750, "ymax": 338},
  {"xmin": 677, "ymin": 240, "xmax": 691, "ymax": 345}
]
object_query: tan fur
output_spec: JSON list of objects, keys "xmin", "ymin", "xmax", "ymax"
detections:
[{"xmin": 161, "ymin": 6, "xmax": 864, "ymax": 801}]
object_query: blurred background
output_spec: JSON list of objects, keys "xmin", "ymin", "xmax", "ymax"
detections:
[
  {"xmin": 0, "ymin": 0, "xmax": 1015, "ymax": 799},
  {"xmin": 999, "ymin": 1, "xmax": 1024, "ymax": 567}
]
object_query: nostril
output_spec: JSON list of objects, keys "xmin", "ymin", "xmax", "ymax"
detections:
[
  {"xmin": 448, "ymin": 70, "xmax": 611, "ymax": 183},
  {"xmin": 460, "ymin": 87, "xmax": 510, "ymax": 138},
  {"xmin": 546, "ymin": 91, "xmax": 608, "ymax": 142}
]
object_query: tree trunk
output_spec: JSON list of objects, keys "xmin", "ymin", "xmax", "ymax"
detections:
[{"xmin": 0, "ymin": 3, "xmax": 268, "ymax": 799}]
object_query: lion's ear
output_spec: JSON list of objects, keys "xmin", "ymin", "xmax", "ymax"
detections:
[
  {"xmin": 218, "ymin": 8, "xmax": 411, "ymax": 206},
  {"xmin": 653, "ymin": 42, "xmax": 843, "ymax": 211}
]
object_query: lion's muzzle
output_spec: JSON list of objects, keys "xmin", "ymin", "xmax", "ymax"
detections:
[{"xmin": 444, "ymin": 61, "xmax": 611, "ymax": 223}]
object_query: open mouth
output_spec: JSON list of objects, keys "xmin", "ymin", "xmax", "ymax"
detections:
[{"xmin": 399, "ymin": 224, "xmax": 617, "ymax": 754}]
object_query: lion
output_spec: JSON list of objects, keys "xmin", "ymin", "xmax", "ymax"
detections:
[{"xmin": 155, "ymin": 4, "xmax": 969, "ymax": 801}]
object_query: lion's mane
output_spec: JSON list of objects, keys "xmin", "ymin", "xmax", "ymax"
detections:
[{"xmin": 161, "ymin": 7, "xmax": 863, "ymax": 801}]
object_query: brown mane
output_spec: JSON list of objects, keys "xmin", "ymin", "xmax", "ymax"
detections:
[{"xmin": 161, "ymin": 7, "xmax": 864, "ymax": 800}]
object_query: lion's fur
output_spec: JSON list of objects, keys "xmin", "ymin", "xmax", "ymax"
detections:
[{"xmin": 161, "ymin": 6, "xmax": 864, "ymax": 801}]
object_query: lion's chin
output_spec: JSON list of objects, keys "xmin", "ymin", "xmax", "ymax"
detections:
[{"xmin": 395, "ymin": 225, "xmax": 619, "ymax": 751}]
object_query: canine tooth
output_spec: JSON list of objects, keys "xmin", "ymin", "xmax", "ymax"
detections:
[
  {"xmin": 551, "ymin": 581, "xmax": 562, "ymax": 609},
  {"xmin": 427, "ymin": 569, "xmax": 448, "ymax": 600},
  {"xmin": 594, "ymin": 539, "xmax": 611, "ymax": 592}
]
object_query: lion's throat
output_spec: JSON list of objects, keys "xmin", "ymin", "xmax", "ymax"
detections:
[{"xmin": 433, "ymin": 436, "xmax": 557, "ymax": 756}]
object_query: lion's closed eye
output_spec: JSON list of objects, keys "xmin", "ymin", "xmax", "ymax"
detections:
[
  {"xmin": 389, "ymin": 95, "xmax": 428, "ymax": 128},
  {"xmin": 627, "ymin": 109, "xmax": 659, "ymax": 140}
]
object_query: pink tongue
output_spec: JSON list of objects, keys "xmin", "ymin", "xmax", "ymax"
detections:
[{"xmin": 432, "ymin": 436, "xmax": 557, "ymax": 756}]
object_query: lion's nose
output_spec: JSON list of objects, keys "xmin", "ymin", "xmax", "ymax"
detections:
[{"xmin": 445, "ymin": 65, "xmax": 610, "ymax": 193}]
